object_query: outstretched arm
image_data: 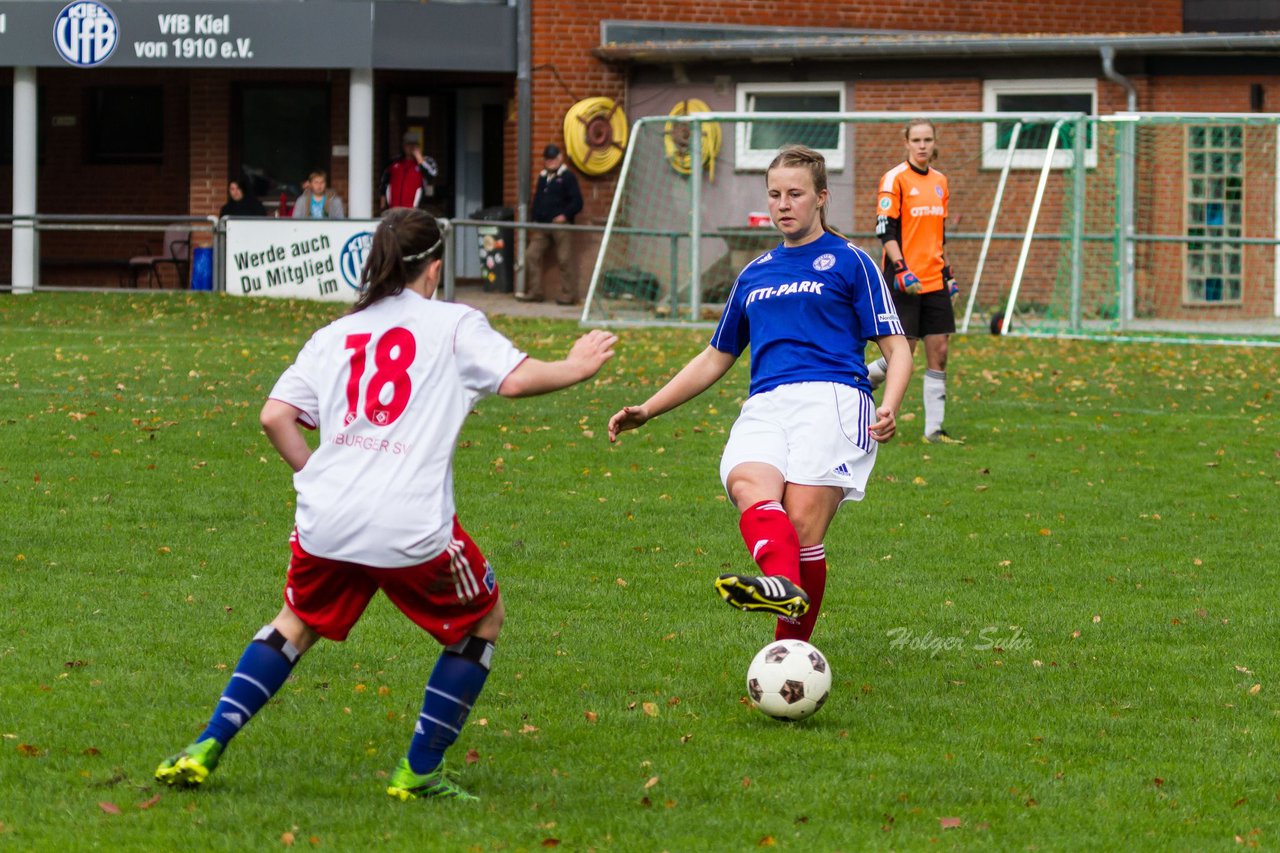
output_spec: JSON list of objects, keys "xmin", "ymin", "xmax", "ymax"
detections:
[
  {"xmin": 868, "ymin": 334, "xmax": 912, "ymax": 443},
  {"xmin": 608, "ymin": 345, "xmax": 737, "ymax": 442},
  {"xmin": 497, "ymin": 329, "xmax": 617, "ymax": 398}
]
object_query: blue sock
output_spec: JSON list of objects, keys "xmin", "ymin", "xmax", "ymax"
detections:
[
  {"xmin": 199, "ymin": 626, "xmax": 301, "ymax": 746},
  {"xmin": 407, "ymin": 637, "xmax": 494, "ymax": 774}
]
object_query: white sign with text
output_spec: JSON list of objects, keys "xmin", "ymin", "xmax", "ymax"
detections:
[{"xmin": 224, "ymin": 218, "xmax": 378, "ymax": 302}]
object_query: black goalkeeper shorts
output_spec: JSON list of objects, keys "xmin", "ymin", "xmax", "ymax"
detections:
[{"xmin": 890, "ymin": 289, "xmax": 956, "ymax": 339}]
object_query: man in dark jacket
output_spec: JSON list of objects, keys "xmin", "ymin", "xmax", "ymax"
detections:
[{"xmin": 518, "ymin": 144, "xmax": 583, "ymax": 304}]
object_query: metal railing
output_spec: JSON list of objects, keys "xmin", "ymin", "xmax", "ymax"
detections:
[{"xmin": 1, "ymin": 214, "xmax": 219, "ymax": 292}]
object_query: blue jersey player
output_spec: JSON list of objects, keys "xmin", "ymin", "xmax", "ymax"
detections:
[{"xmin": 608, "ymin": 145, "xmax": 911, "ymax": 643}]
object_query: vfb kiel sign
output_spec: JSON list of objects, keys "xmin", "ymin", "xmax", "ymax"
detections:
[{"xmin": 54, "ymin": 0, "xmax": 119, "ymax": 67}]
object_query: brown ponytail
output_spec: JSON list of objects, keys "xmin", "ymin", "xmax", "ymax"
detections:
[{"xmin": 352, "ymin": 207, "xmax": 444, "ymax": 312}]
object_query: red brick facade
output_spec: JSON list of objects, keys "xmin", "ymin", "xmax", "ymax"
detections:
[{"xmin": 525, "ymin": 0, "xmax": 1183, "ymax": 225}]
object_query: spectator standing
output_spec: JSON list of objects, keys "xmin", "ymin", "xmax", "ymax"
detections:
[
  {"xmin": 220, "ymin": 177, "xmax": 267, "ymax": 218},
  {"xmin": 380, "ymin": 131, "xmax": 439, "ymax": 211},
  {"xmin": 292, "ymin": 171, "xmax": 346, "ymax": 219},
  {"xmin": 517, "ymin": 144, "xmax": 583, "ymax": 305}
]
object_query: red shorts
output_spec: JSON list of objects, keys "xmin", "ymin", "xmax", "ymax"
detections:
[{"xmin": 284, "ymin": 518, "xmax": 499, "ymax": 645}]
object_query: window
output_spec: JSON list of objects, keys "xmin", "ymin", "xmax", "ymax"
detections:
[
  {"xmin": 981, "ymin": 79, "xmax": 1096, "ymax": 170},
  {"xmin": 232, "ymin": 85, "xmax": 330, "ymax": 204},
  {"xmin": 1185, "ymin": 124, "xmax": 1244, "ymax": 305},
  {"xmin": 86, "ymin": 87, "xmax": 163, "ymax": 164},
  {"xmin": 734, "ymin": 82, "xmax": 845, "ymax": 171}
]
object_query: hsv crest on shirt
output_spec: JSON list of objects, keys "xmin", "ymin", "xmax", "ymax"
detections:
[{"xmin": 710, "ymin": 231, "xmax": 902, "ymax": 397}]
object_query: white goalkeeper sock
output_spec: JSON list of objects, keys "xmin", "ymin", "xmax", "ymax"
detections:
[
  {"xmin": 866, "ymin": 356, "xmax": 888, "ymax": 389},
  {"xmin": 923, "ymin": 369, "xmax": 946, "ymax": 436}
]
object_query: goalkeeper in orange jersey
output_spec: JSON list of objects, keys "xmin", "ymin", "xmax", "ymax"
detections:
[{"xmin": 867, "ymin": 118, "xmax": 962, "ymax": 444}]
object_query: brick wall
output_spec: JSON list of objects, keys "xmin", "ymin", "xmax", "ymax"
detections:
[
  {"xmin": 1136, "ymin": 76, "xmax": 1279, "ymax": 319},
  {"xmin": 525, "ymin": 0, "xmax": 1183, "ymax": 226},
  {"xmin": 33, "ymin": 67, "xmax": 191, "ymax": 287}
]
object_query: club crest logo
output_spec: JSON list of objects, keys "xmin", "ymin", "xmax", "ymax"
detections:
[
  {"xmin": 812, "ymin": 253, "xmax": 836, "ymax": 272},
  {"xmin": 935, "ymin": 185, "xmax": 945, "ymax": 198},
  {"xmin": 339, "ymin": 231, "xmax": 374, "ymax": 290},
  {"xmin": 878, "ymin": 197, "xmax": 891, "ymax": 210},
  {"xmin": 53, "ymin": 0, "xmax": 118, "ymax": 67}
]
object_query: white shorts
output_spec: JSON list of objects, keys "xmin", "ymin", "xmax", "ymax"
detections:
[{"xmin": 719, "ymin": 382, "xmax": 879, "ymax": 505}]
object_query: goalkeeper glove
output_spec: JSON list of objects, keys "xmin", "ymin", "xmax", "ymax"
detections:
[
  {"xmin": 942, "ymin": 265, "xmax": 960, "ymax": 302},
  {"xmin": 891, "ymin": 260, "xmax": 922, "ymax": 295}
]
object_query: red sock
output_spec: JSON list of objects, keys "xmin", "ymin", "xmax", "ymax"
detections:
[
  {"xmin": 738, "ymin": 500, "xmax": 801, "ymax": 586},
  {"xmin": 776, "ymin": 545, "xmax": 827, "ymax": 642}
]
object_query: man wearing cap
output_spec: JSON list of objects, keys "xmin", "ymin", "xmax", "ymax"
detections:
[
  {"xmin": 518, "ymin": 143, "xmax": 584, "ymax": 305},
  {"xmin": 380, "ymin": 131, "xmax": 440, "ymax": 211}
]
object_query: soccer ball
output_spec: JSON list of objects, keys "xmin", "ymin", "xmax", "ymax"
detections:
[{"xmin": 745, "ymin": 639, "xmax": 832, "ymax": 721}]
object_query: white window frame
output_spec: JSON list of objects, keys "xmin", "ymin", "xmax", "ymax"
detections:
[
  {"xmin": 734, "ymin": 81, "xmax": 846, "ymax": 172},
  {"xmin": 981, "ymin": 79, "xmax": 1097, "ymax": 170}
]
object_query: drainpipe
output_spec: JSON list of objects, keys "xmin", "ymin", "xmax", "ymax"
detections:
[
  {"xmin": 515, "ymin": 0, "xmax": 532, "ymax": 297},
  {"xmin": 1101, "ymin": 45, "xmax": 1137, "ymax": 325}
]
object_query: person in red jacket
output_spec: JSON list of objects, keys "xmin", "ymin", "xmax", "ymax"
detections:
[{"xmin": 380, "ymin": 131, "xmax": 439, "ymax": 211}]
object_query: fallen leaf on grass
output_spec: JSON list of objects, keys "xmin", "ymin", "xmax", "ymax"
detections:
[
  {"xmin": 137, "ymin": 794, "xmax": 161, "ymax": 810},
  {"xmin": 939, "ymin": 817, "xmax": 962, "ymax": 830},
  {"xmin": 17, "ymin": 744, "xmax": 43, "ymax": 757},
  {"xmin": 758, "ymin": 837, "xmax": 776, "ymax": 847},
  {"xmin": 641, "ymin": 702, "xmax": 658, "ymax": 717},
  {"xmin": 281, "ymin": 831, "xmax": 295, "ymax": 846},
  {"xmin": 584, "ymin": 711, "xmax": 598, "ymax": 723},
  {"xmin": 1249, "ymin": 683, "xmax": 1262, "ymax": 696},
  {"xmin": 541, "ymin": 839, "xmax": 561, "ymax": 848},
  {"xmin": 98, "ymin": 802, "xmax": 121, "ymax": 815},
  {"xmin": 742, "ymin": 777, "xmax": 751, "ymax": 788},
  {"xmin": 644, "ymin": 776, "xmax": 659, "ymax": 790},
  {"xmin": 465, "ymin": 749, "xmax": 480, "ymax": 765},
  {"xmin": 519, "ymin": 724, "xmax": 539, "ymax": 734}
]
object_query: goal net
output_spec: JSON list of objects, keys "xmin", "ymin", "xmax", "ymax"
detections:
[{"xmin": 582, "ymin": 111, "xmax": 1280, "ymax": 346}]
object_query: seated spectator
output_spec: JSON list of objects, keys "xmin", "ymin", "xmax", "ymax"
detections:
[
  {"xmin": 292, "ymin": 171, "xmax": 346, "ymax": 219},
  {"xmin": 220, "ymin": 177, "xmax": 267, "ymax": 218}
]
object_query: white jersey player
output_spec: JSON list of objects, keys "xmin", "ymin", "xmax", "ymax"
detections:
[
  {"xmin": 157, "ymin": 208, "xmax": 616, "ymax": 802},
  {"xmin": 609, "ymin": 145, "xmax": 911, "ymax": 645}
]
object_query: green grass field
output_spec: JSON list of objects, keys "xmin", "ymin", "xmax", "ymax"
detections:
[{"xmin": 2, "ymin": 292, "xmax": 1277, "ymax": 851}]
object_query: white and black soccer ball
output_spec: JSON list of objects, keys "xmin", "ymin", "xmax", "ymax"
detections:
[{"xmin": 745, "ymin": 639, "xmax": 832, "ymax": 721}]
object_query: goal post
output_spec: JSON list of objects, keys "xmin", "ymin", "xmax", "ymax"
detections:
[
  {"xmin": 584, "ymin": 110, "xmax": 1094, "ymax": 333},
  {"xmin": 583, "ymin": 110, "xmax": 1280, "ymax": 346}
]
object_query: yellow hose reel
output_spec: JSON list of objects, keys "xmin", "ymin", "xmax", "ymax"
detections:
[
  {"xmin": 563, "ymin": 97, "xmax": 629, "ymax": 177},
  {"xmin": 664, "ymin": 99, "xmax": 720, "ymax": 182}
]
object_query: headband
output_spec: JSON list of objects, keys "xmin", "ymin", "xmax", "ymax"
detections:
[{"xmin": 402, "ymin": 237, "xmax": 442, "ymax": 263}]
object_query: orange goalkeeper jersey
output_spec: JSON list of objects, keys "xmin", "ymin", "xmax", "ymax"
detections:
[{"xmin": 876, "ymin": 161, "xmax": 949, "ymax": 293}]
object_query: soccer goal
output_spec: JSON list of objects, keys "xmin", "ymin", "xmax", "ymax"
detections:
[{"xmin": 582, "ymin": 110, "xmax": 1280, "ymax": 346}]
